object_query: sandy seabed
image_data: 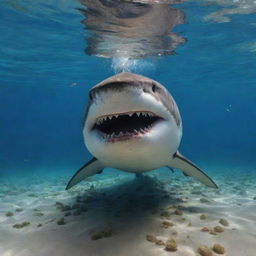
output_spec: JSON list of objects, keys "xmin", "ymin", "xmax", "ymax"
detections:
[{"xmin": 0, "ymin": 168, "xmax": 255, "ymax": 256}]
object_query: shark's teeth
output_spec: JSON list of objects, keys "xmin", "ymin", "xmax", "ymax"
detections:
[
  {"xmin": 95, "ymin": 111, "xmax": 157, "ymax": 136},
  {"xmin": 95, "ymin": 111, "xmax": 157, "ymax": 127}
]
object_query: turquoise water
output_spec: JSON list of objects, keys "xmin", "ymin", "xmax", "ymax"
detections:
[{"xmin": 0, "ymin": 1, "xmax": 256, "ymax": 256}]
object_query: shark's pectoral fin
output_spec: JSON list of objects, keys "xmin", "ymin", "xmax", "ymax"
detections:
[
  {"xmin": 66, "ymin": 157, "xmax": 105, "ymax": 190},
  {"xmin": 167, "ymin": 151, "xmax": 218, "ymax": 188}
]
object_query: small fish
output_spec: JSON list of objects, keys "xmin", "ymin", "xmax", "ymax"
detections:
[{"xmin": 66, "ymin": 72, "xmax": 217, "ymax": 190}]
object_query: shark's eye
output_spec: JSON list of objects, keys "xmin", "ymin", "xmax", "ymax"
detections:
[
  {"xmin": 152, "ymin": 84, "xmax": 156, "ymax": 93},
  {"xmin": 89, "ymin": 92, "xmax": 93, "ymax": 101}
]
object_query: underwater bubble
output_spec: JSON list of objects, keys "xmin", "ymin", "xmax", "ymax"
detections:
[{"xmin": 111, "ymin": 56, "xmax": 155, "ymax": 73}]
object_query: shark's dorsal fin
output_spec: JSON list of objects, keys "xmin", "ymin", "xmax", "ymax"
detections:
[
  {"xmin": 168, "ymin": 151, "xmax": 218, "ymax": 188},
  {"xmin": 66, "ymin": 158, "xmax": 105, "ymax": 190}
]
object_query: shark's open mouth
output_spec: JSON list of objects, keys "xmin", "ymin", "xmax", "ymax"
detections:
[{"xmin": 93, "ymin": 111, "xmax": 163, "ymax": 141}]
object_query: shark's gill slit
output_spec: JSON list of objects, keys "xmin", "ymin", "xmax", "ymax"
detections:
[{"xmin": 93, "ymin": 112, "xmax": 163, "ymax": 137}]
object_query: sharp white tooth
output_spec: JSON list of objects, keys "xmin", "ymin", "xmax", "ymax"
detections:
[
  {"xmin": 119, "ymin": 132, "xmax": 123, "ymax": 136},
  {"xmin": 108, "ymin": 115, "xmax": 113, "ymax": 120},
  {"xmin": 115, "ymin": 115, "xmax": 119, "ymax": 118},
  {"xmin": 136, "ymin": 112, "xmax": 140, "ymax": 117},
  {"xmin": 128, "ymin": 113, "xmax": 133, "ymax": 117}
]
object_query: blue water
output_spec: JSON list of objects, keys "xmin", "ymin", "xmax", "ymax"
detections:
[
  {"xmin": 0, "ymin": 1, "xmax": 256, "ymax": 255},
  {"xmin": 1, "ymin": 0, "xmax": 255, "ymax": 177}
]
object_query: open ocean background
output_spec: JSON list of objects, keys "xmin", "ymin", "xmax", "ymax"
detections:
[
  {"xmin": 0, "ymin": 1, "xmax": 256, "ymax": 256},
  {"xmin": 1, "ymin": 0, "xmax": 255, "ymax": 180}
]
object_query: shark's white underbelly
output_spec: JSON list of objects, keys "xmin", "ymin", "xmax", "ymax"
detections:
[{"xmin": 86, "ymin": 119, "xmax": 182, "ymax": 172}]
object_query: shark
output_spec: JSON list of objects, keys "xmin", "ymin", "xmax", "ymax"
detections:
[{"xmin": 66, "ymin": 72, "xmax": 217, "ymax": 190}]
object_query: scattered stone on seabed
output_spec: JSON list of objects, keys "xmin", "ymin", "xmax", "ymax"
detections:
[
  {"xmin": 45, "ymin": 218, "xmax": 55, "ymax": 224},
  {"xmin": 37, "ymin": 223, "xmax": 42, "ymax": 227},
  {"xmin": 13, "ymin": 222, "xmax": 30, "ymax": 229},
  {"xmin": 55, "ymin": 202, "xmax": 71, "ymax": 212},
  {"xmin": 201, "ymin": 227, "xmax": 209, "ymax": 232},
  {"xmin": 6, "ymin": 211, "xmax": 14, "ymax": 217},
  {"xmin": 200, "ymin": 214, "xmax": 208, "ymax": 220},
  {"xmin": 198, "ymin": 245, "xmax": 213, "ymax": 256},
  {"xmin": 64, "ymin": 212, "xmax": 71, "ymax": 217},
  {"xmin": 172, "ymin": 231, "xmax": 178, "ymax": 236},
  {"xmin": 174, "ymin": 209, "xmax": 183, "ymax": 215},
  {"xmin": 187, "ymin": 222, "xmax": 192, "ymax": 227},
  {"xmin": 57, "ymin": 217, "xmax": 66, "ymax": 225},
  {"xmin": 209, "ymin": 230, "xmax": 217, "ymax": 235},
  {"xmin": 160, "ymin": 211, "xmax": 171, "ymax": 218},
  {"xmin": 212, "ymin": 244, "xmax": 226, "ymax": 254},
  {"xmin": 15, "ymin": 208, "xmax": 24, "ymax": 212},
  {"xmin": 181, "ymin": 197, "xmax": 188, "ymax": 203},
  {"xmin": 91, "ymin": 228, "xmax": 113, "ymax": 240},
  {"xmin": 155, "ymin": 239, "xmax": 165, "ymax": 246},
  {"xmin": 146, "ymin": 234, "xmax": 157, "ymax": 243},
  {"xmin": 33, "ymin": 212, "xmax": 44, "ymax": 217},
  {"xmin": 200, "ymin": 198, "xmax": 211, "ymax": 203},
  {"xmin": 214, "ymin": 226, "xmax": 224, "ymax": 233},
  {"xmin": 161, "ymin": 221, "xmax": 174, "ymax": 228},
  {"xmin": 219, "ymin": 218, "xmax": 229, "ymax": 226},
  {"xmin": 165, "ymin": 239, "xmax": 177, "ymax": 252}
]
